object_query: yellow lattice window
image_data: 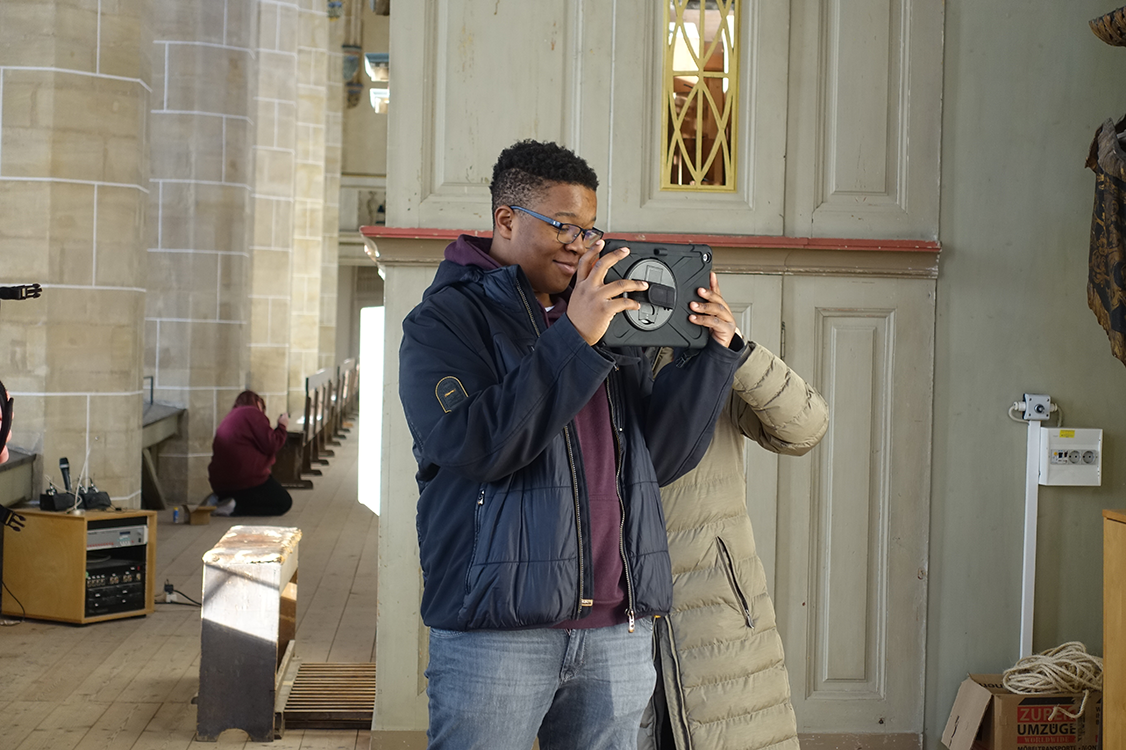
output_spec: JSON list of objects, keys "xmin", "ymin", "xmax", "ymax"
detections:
[{"xmin": 662, "ymin": 0, "xmax": 739, "ymax": 191}]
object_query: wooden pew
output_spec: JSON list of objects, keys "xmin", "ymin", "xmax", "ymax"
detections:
[
  {"xmin": 301, "ymin": 368, "xmax": 334, "ymax": 475},
  {"xmin": 334, "ymin": 358, "xmax": 358, "ymax": 437},
  {"xmin": 273, "ymin": 429, "xmax": 312, "ymax": 490},
  {"xmin": 273, "ymin": 372, "xmax": 331, "ymax": 489},
  {"xmin": 271, "ymin": 360, "xmax": 360, "ymax": 491}
]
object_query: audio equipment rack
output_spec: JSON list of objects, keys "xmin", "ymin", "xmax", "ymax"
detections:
[{"xmin": 1, "ymin": 508, "xmax": 156, "ymax": 624}]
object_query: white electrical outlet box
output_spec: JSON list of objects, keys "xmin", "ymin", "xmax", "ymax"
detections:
[{"xmin": 1039, "ymin": 427, "xmax": 1102, "ymax": 486}]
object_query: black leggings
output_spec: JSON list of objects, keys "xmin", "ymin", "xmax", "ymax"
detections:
[{"xmin": 224, "ymin": 476, "xmax": 293, "ymax": 517}]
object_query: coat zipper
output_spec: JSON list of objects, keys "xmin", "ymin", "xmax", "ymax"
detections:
[
  {"xmin": 465, "ymin": 485, "xmax": 486, "ymax": 594},
  {"xmin": 606, "ymin": 376, "xmax": 637, "ymax": 632},
  {"xmin": 512, "ymin": 278, "xmax": 588, "ymax": 619},
  {"xmin": 716, "ymin": 536, "xmax": 755, "ymax": 629},
  {"xmin": 659, "ymin": 616, "xmax": 694, "ymax": 750}
]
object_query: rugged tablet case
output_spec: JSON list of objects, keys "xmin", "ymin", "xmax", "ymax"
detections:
[{"xmin": 599, "ymin": 239, "xmax": 713, "ymax": 349}]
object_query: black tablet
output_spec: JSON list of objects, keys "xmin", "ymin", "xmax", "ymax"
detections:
[{"xmin": 599, "ymin": 240, "xmax": 713, "ymax": 349}]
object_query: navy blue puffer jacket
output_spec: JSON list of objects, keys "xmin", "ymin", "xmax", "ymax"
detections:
[{"xmin": 399, "ymin": 236, "xmax": 746, "ymax": 631}]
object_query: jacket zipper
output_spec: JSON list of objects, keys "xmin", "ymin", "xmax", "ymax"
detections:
[
  {"xmin": 659, "ymin": 616, "xmax": 694, "ymax": 750},
  {"xmin": 606, "ymin": 376, "xmax": 637, "ymax": 632},
  {"xmin": 716, "ymin": 536, "xmax": 755, "ymax": 629},
  {"xmin": 465, "ymin": 485, "xmax": 486, "ymax": 594},
  {"xmin": 512, "ymin": 278, "xmax": 588, "ymax": 619}
]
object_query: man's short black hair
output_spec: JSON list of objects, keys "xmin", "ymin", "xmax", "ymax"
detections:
[{"xmin": 490, "ymin": 140, "xmax": 599, "ymax": 217}]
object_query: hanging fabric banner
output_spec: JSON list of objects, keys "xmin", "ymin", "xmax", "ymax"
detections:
[{"xmin": 1085, "ymin": 115, "xmax": 1126, "ymax": 366}]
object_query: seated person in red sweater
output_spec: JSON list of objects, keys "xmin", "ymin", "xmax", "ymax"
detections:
[{"xmin": 207, "ymin": 390, "xmax": 293, "ymax": 517}]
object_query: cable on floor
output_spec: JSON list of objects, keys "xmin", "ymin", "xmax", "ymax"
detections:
[{"xmin": 1, "ymin": 579, "xmax": 25, "ymax": 625}]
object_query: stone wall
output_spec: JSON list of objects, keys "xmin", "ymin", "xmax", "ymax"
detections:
[
  {"xmin": 0, "ymin": 0, "xmax": 347, "ymax": 507},
  {"xmin": 249, "ymin": 0, "xmax": 300, "ymax": 418},
  {"xmin": 286, "ymin": 1, "xmax": 326, "ymax": 417},
  {"xmin": 0, "ymin": 1, "xmax": 151, "ymax": 504},
  {"xmin": 319, "ymin": 17, "xmax": 343, "ymax": 373},
  {"xmin": 145, "ymin": 0, "xmax": 257, "ymax": 505}
]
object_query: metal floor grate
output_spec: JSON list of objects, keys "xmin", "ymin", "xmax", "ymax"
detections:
[{"xmin": 279, "ymin": 662, "xmax": 377, "ymax": 730}]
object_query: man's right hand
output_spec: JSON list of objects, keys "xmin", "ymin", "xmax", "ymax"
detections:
[{"xmin": 567, "ymin": 244, "xmax": 650, "ymax": 346}]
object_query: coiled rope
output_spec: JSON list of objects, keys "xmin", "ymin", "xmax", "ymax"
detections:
[{"xmin": 1002, "ymin": 641, "xmax": 1103, "ymax": 720}]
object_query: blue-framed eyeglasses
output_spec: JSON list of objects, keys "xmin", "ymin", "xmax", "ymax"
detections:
[{"xmin": 510, "ymin": 206, "xmax": 605, "ymax": 249}]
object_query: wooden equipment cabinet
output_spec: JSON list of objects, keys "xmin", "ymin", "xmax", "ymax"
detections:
[
  {"xmin": 1105, "ymin": 509, "xmax": 1126, "ymax": 748},
  {"xmin": 1, "ymin": 508, "xmax": 156, "ymax": 624}
]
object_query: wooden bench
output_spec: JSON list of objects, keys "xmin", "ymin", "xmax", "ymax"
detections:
[
  {"xmin": 272, "ymin": 430, "xmax": 312, "ymax": 490},
  {"xmin": 196, "ymin": 525, "xmax": 302, "ymax": 742},
  {"xmin": 303, "ymin": 368, "xmax": 334, "ymax": 473},
  {"xmin": 271, "ymin": 360, "xmax": 359, "ymax": 491},
  {"xmin": 141, "ymin": 402, "xmax": 185, "ymax": 510},
  {"xmin": 332, "ymin": 358, "xmax": 359, "ymax": 438},
  {"xmin": 273, "ymin": 370, "xmax": 332, "ymax": 489}
]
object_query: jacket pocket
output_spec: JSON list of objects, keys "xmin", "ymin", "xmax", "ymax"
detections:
[
  {"xmin": 465, "ymin": 485, "xmax": 486, "ymax": 594},
  {"xmin": 716, "ymin": 536, "xmax": 755, "ymax": 629}
]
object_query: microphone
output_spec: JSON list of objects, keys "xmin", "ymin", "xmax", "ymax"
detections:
[
  {"xmin": 0, "ymin": 284, "xmax": 41, "ymax": 301},
  {"xmin": 60, "ymin": 457, "xmax": 71, "ymax": 493}
]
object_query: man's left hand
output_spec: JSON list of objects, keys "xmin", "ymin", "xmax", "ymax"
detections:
[{"xmin": 688, "ymin": 272, "xmax": 737, "ymax": 348}]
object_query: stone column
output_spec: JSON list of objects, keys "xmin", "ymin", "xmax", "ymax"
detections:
[
  {"xmin": 287, "ymin": 0, "xmax": 329, "ymax": 415},
  {"xmin": 371, "ymin": 242, "xmax": 442, "ymax": 745},
  {"xmin": 0, "ymin": 1, "xmax": 151, "ymax": 505},
  {"xmin": 145, "ymin": 0, "xmax": 257, "ymax": 504},
  {"xmin": 248, "ymin": 0, "xmax": 300, "ymax": 417},
  {"xmin": 319, "ymin": 19, "xmax": 343, "ymax": 372}
]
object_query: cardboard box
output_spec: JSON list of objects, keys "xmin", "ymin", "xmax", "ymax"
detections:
[
  {"xmin": 188, "ymin": 505, "xmax": 215, "ymax": 525},
  {"xmin": 943, "ymin": 674, "xmax": 1101, "ymax": 750}
]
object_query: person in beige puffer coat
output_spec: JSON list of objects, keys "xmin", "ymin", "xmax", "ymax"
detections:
[{"xmin": 641, "ymin": 339, "xmax": 829, "ymax": 750}]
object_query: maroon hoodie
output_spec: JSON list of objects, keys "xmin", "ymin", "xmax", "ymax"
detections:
[
  {"xmin": 447, "ymin": 235, "xmax": 627, "ymax": 629},
  {"xmin": 208, "ymin": 405, "xmax": 287, "ymax": 493}
]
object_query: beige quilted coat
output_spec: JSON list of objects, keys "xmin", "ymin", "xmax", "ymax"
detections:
[{"xmin": 641, "ymin": 341, "xmax": 829, "ymax": 750}]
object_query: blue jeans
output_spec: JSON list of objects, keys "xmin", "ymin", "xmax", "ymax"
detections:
[{"xmin": 425, "ymin": 619, "xmax": 656, "ymax": 750}]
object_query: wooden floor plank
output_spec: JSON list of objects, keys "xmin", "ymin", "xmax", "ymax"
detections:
[
  {"xmin": 116, "ymin": 633, "xmax": 203, "ymax": 704},
  {"xmin": 23, "ymin": 618, "xmax": 145, "ymax": 702},
  {"xmin": 15, "ymin": 699, "xmax": 113, "ymax": 750},
  {"xmin": 1, "ymin": 699, "xmax": 59, "ymax": 749},
  {"xmin": 73, "ymin": 702, "xmax": 162, "ymax": 750},
  {"xmin": 14, "ymin": 726, "xmax": 91, "ymax": 750},
  {"xmin": 129, "ymin": 699, "xmax": 196, "ymax": 750},
  {"xmin": 70, "ymin": 631, "xmax": 174, "ymax": 704},
  {"xmin": 299, "ymin": 505, "xmax": 373, "ymax": 662},
  {"xmin": 294, "ymin": 730, "xmax": 362, "ymax": 750},
  {"xmin": 327, "ymin": 513, "xmax": 379, "ymax": 664},
  {"xmin": 0, "ymin": 623, "xmax": 92, "ymax": 703}
]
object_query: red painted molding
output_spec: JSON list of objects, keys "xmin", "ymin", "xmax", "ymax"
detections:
[
  {"xmin": 359, "ymin": 226, "xmax": 941, "ymax": 253},
  {"xmin": 360, "ymin": 226, "xmax": 491, "ymax": 240}
]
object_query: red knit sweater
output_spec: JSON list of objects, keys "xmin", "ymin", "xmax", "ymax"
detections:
[{"xmin": 207, "ymin": 405, "xmax": 287, "ymax": 493}]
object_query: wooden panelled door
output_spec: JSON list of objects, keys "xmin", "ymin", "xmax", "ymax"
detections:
[{"xmin": 722, "ymin": 273, "xmax": 934, "ymax": 745}]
